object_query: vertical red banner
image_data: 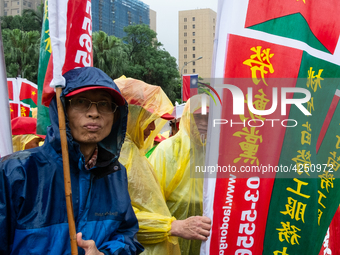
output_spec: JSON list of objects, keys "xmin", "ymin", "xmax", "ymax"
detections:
[{"xmin": 209, "ymin": 34, "xmax": 302, "ymax": 255}]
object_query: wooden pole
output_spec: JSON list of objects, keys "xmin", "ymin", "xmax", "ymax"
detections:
[{"xmin": 56, "ymin": 87, "xmax": 78, "ymax": 255}]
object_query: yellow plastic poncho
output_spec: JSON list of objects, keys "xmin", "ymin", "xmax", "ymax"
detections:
[
  {"xmin": 148, "ymin": 94, "xmax": 209, "ymax": 255},
  {"xmin": 12, "ymin": 134, "xmax": 42, "ymax": 152},
  {"xmin": 115, "ymin": 77, "xmax": 181, "ymax": 255}
]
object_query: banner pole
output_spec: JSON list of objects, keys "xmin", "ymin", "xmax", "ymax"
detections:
[{"xmin": 56, "ymin": 86, "xmax": 78, "ymax": 254}]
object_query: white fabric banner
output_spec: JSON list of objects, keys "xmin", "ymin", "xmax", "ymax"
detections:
[{"xmin": 0, "ymin": 28, "xmax": 13, "ymax": 157}]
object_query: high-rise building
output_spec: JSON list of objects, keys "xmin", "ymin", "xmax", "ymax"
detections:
[
  {"xmin": 1, "ymin": 0, "xmax": 156, "ymax": 39},
  {"xmin": 149, "ymin": 8, "xmax": 156, "ymax": 33},
  {"xmin": 0, "ymin": 0, "xmax": 42, "ymax": 17},
  {"xmin": 92, "ymin": 0, "xmax": 150, "ymax": 38},
  {"xmin": 178, "ymin": 9, "xmax": 216, "ymax": 79}
]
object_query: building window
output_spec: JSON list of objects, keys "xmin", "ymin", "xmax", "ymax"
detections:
[
  {"xmin": 184, "ymin": 32, "xmax": 187, "ymax": 36},
  {"xmin": 17, "ymin": 9, "xmax": 19, "ymax": 13},
  {"xmin": 4, "ymin": 11, "xmax": 7, "ymax": 16},
  {"xmin": 192, "ymin": 24, "xmax": 195, "ymax": 29},
  {"xmin": 193, "ymin": 54, "xmax": 195, "ymax": 58},
  {"xmin": 4, "ymin": 2, "xmax": 7, "ymax": 7},
  {"xmin": 184, "ymin": 25, "xmax": 187, "ymax": 29},
  {"xmin": 184, "ymin": 47, "xmax": 187, "ymax": 51},
  {"xmin": 128, "ymin": 11, "xmax": 132, "ymax": 25},
  {"xmin": 184, "ymin": 18, "xmax": 187, "ymax": 22},
  {"xmin": 184, "ymin": 69, "xmax": 187, "ymax": 74},
  {"xmin": 184, "ymin": 40, "xmax": 187, "ymax": 44},
  {"xmin": 184, "ymin": 54, "xmax": 187, "ymax": 59},
  {"xmin": 192, "ymin": 17, "xmax": 195, "ymax": 21},
  {"xmin": 193, "ymin": 47, "xmax": 195, "ymax": 51},
  {"xmin": 193, "ymin": 61, "xmax": 195, "ymax": 66},
  {"xmin": 193, "ymin": 32, "xmax": 195, "ymax": 36},
  {"xmin": 193, "ymin": 39, "xmax": 195, "ymax": 43},
  {"xmin": 17, "ymin": 1, "xmax": 19, "ymax": 4},
  {"xmin": 184, "ymin": 62, "xmax": 187, "ymax": 65},
  {"xmin": 28, "ymin": 2, "xmax": 31, "ymax": 7},
  {"xmin": 193, "ymin": 69, "xmax": 195, "ymax": 73}
]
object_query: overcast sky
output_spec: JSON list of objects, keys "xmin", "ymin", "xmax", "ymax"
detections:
[{"xmin": 141, "ymin": 0, "xmax": 218, "ymax": 64}]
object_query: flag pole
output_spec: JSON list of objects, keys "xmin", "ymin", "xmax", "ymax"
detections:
[{"xmin": 56, "ymin": 86, "xmax": 78, "ymax": 254}]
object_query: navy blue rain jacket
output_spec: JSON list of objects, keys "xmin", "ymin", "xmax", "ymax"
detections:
[{"xmin": 0, "ymin": 67, "xmax": 143, "ymax": 254}]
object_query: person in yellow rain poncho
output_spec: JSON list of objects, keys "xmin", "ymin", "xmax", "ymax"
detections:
[
  {"xmin": 148, "ymin": 94, "xmax": 211, "ymax": 255},
  {"xmin": 11, "ymin": 117, "xmax": 45, "ymax": 152},
  {"xmin": 115, "ymin": 78, "xmax": 211, "ymax": 255}
]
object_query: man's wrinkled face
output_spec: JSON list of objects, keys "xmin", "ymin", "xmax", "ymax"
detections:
[{"xmin": 66, "ymin": 90, "xmax": 115, "ymax": 146}]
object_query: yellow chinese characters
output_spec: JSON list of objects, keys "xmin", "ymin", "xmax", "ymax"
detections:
[
  {"xmin": 327, "ymin": 151, "xmax": 340, "ymax": 172},
  {"xmin": 276, "ymin": 221, "xmax": 301, "ymax": 245},
  {"xmin": 233, "ymin": 127, "xmax": 262, "ymax": 165},
  {"xmin": 291, "ymin": 150, "xmax": 311, "ymax": 176},
  {"xmin": 336, "ymin": 135, "xmax": 340, "ymax": 149},
  {"xmin": 274, "ymin": 247, "xmax": 289, "ymax": 255},
  {"xmin": 45, "ymin": 30, "xmax": 52, "ymax": 54},
  {"xmin": 43, "ymin": 0, "xmax": 51, "ymax": 54},
  {"xmin": 243, "ymin": 46, "xmax": 274, "ymax": 86},
  {"xmin": 306, "ymin": 67, "xmax": 323, "ymax": 115},
  {"xmin": 307, "ymin": 67, "xmax": 323, "ymax": 93},
  {"xmin": 233, "ymin": 89, "xmax": 270, "ymax": 165},
  {"xmin": 280, "ymin": 178, "xmax": 309, "ymax": 224},
  {"xmin": 318, "ymin": 171, "xmax": 334, "ymax": 193},
  {"xmin": 20, "ymin": 106, "xmax": 27, "ymax": 117},
  {"xmin": 300, "ymin": 122, "xmax": 311, "ymax": 145},
  {"xmin": 318, "ymin": 128, "xmax": 340, "ymax": 225}
]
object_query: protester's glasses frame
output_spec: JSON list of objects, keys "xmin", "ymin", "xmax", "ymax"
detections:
[{"xmin": 68, "ymin": 98, "xmax": 118, "ymax": 113}]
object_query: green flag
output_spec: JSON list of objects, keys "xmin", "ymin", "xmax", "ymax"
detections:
[{"xmin": 36, "ymin": 0, "xmax": 51, "ymax": 135}]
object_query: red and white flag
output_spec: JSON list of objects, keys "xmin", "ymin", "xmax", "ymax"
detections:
[
  {"xmin": 42, "ymin": 0, "xmax": 93, "ymax": 106},
  {"xmin": 7, "ymin": 78, "xmax": 38, "ymax": 119}
]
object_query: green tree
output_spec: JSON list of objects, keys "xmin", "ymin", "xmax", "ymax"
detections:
[
  {"xmin": 92, "ymin": 31, "xmax": 129, "ymax": 79},
  {"xmin": 22, "ymin": 3, "xmax": 44, "ymax": 32},
  {"xmin": 1, "ymin": 3, "xmax": 44, "ymax": 32},
  {"xmin": 123, "ymin": 24, "xmax": 180, "ymax": 103},
  {"xmin": 2, "ymin": 28, "xmax": 40, "ymax": 83}
]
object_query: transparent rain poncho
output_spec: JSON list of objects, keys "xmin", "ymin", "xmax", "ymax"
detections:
[
  {"xmin": 115, "ymin": 77, "xmax": 181, "ymax": 255},
  {"xmin": 148, "ymin": 94, "xmax": 209, "ymax": 255}
]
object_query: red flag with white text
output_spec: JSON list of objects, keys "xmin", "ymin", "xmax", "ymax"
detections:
[{"xmin": 41, "ymin": 0, "xmax": 93, "ymax": 106}]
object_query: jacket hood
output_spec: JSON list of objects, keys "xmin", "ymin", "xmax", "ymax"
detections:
[{"xmin": 47, "ymin": 67, "xmax": 128, "ymax": 169}]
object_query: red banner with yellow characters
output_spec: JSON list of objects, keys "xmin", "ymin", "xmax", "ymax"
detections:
[{"xmin": 202, "ymin": 0, "xmax": 340, "ymax": 254}]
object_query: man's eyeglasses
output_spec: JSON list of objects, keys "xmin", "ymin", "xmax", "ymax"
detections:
[{"xmin": 68, "ymin": 98, "xmax": 118, "ymax": 113}]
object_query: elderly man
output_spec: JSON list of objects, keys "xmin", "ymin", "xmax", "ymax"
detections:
[{"xmin": 0, "ymin": 67, "xmax": 143, "ymax": 255}]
